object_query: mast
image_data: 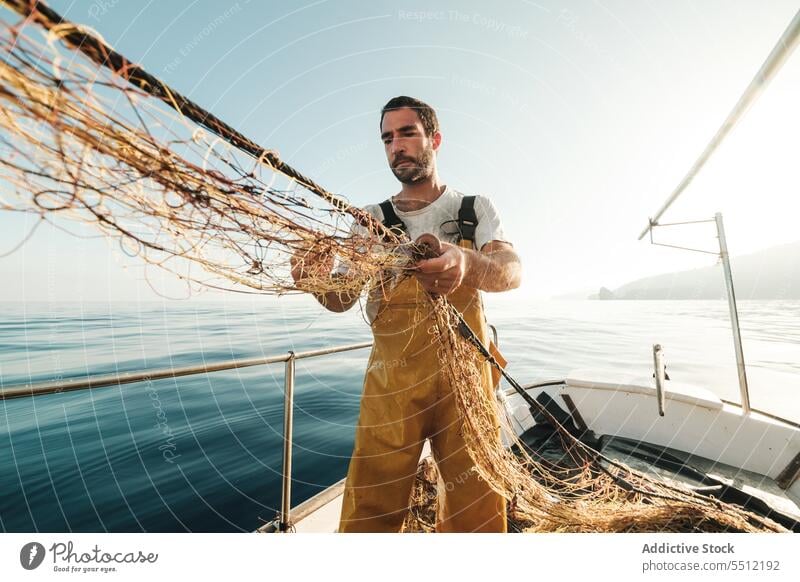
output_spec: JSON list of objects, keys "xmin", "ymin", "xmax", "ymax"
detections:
[
  {"xmin": 639, "ymin": 8, "xmax": 800, "ymax": 414},
  {"xmin": 638, "ymin": 9, "xmax": 800, "ymax": 240}
]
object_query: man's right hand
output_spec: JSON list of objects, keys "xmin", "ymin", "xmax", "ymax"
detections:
[
  {"xmin": 290, "ymin": 247, "xmax": 335, "ymax": 290},
  {"xmin": 289, "ymin": 246, "xmax": 360, "ymax": 313}
]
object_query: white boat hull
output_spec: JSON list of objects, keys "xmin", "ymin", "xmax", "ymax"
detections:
[{"xmin": 261, "ymin": 370, "xmax": 800, "ymax": 533}]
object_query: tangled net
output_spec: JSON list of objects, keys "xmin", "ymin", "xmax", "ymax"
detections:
[
  {"xmin": 0, "ymin": 0, "xmax": 787, "ymax": 533},
  {"xmin": 0, "ymin": 0, "xmax": 409, "ymax": 298},
  {"xmin": 429, "ymin": 301, "xmax": 786, "ymax": 532}
]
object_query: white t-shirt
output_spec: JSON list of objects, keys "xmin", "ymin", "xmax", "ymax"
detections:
[
  {"xmin": 363, "ymin": 186, "xmax": 509, "ymax": 250},
  {"xmin": 337, "ymin": 186, "xmax": 510, "ymax": 322}
]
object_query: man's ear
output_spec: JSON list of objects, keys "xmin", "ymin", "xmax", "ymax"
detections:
[{"xmin": 431, "ymin": 131, "xmax": 442, "ymax": 151}]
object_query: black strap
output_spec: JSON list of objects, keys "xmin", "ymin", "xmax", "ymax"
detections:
[
  {"xmin": 379, "ymin": 200, "xmax": 406, "ymax": 236},
  {"xmin": 457, "ymin": 195, "xmax": 478, "ymax": 244},
  {"xmin": 380, "ymin": 195, "xmax": 479, "ymax": 244}
]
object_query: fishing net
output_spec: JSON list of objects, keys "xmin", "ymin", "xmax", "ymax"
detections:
[
  {"xmin": 0, "ymin": 0, "xmax": 787, "ymax": 533},
  {"xmin": 429, "ymin": 301, "xmax": 786, "ymax": 532},
  {"xmin": 0, "ymin": 0, "xmax": 409, "ymax": 299}
]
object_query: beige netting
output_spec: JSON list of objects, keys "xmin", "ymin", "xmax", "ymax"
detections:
[{"xmin": 428, "ymin": 299, "xmax": 786, "ymax": 532}]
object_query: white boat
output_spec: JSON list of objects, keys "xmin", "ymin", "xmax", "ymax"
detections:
[
  {"xmin": 6, "ymin": 333, "xmax": 797, "ymax": 533},
  {"xmin": 256, "ymin": 368, "xmax": 800, "ymax": 533}
]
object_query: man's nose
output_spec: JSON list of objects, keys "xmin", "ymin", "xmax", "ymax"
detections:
[{"xmin": 389, "ymin": 138, "xmax": 405, "ymax": 157}]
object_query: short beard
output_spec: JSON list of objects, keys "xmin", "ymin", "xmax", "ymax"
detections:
[{"xmin": 391, "ymin": 146, "xmax": 434, "ymax": 184}]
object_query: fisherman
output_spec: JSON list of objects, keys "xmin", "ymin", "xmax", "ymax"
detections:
[{"xmin": 291, "ymin": 96, "xmax": 521, "ymax": 532}]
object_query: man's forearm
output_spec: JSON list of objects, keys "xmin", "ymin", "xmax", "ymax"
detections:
[
  {"xmin": 305, "ymin": 272, "xmax": 362, "ymax": 312},
  {"xmin": 312, "ymin": 289, "xmax": 359, "ymax": 312},
  {"xmin": 462, "ymin": 248, "xmax": 521, "ymax": 292}
]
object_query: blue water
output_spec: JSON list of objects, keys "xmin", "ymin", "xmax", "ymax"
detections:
[{"xmin": 1, "ymin": 298, "xmax": 798, "ymax": 532}]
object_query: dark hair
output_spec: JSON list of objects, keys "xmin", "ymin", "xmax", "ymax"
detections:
[{"xmin": 380, "ymin": 96, "xmax": 439, "ymax": 136}]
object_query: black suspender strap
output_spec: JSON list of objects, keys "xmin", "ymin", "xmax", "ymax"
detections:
[
  {"xmin": 378, "ymin": 199, "xmax": 406, "ymax": 236},
  {"xmin": 379, "ymin": 195, "xmax": 479, "ymax": 243},
  {"xmin": 457, "ymin": 195, "xmax": 478, "ymax": 244}
]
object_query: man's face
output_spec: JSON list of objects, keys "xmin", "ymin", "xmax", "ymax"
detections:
[{"xmin": 380, "ymin": 108, "xmax": 439, "ymax": 184}]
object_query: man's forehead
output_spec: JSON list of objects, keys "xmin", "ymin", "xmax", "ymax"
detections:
[{"xmin": 381, "ymin": 107, "xmax": 423, "ymax": 131}]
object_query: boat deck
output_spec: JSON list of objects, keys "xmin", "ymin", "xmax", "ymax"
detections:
[
  {"xmin": 261, "ymin": 435, "xmax": 800, "ymax": 533},
  {"xmin": 603, "ymin": 436, "xmax": 800, "ymax": 523},
  {"xmin": 258, "ymin": 377, "xmax": 800, "ymax": 533}
]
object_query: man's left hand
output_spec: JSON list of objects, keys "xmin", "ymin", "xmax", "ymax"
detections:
[{"xmin": 414, "ymin": 241, "xmax": 466, "ymax": 295}]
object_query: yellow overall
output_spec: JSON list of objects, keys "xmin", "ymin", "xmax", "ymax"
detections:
[{"xmin": 338, "ymin": 240, "xmax": 508, "ymax": 533}]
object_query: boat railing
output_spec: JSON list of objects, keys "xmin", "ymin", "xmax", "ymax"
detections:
[
  {"xmin": 3, "ymin": 333, "xmax": 795, "ymax": 532},
  {"xmin": 0, "ymin": 340, "xmax": 373, "ymax": 532}
]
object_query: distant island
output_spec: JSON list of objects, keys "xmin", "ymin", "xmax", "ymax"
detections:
[{"xmin": 585, "ymin": 240, "xmax": 800, "ymax": 300}]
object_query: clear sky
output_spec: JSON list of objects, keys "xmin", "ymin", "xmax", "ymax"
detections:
[{"xmin": 1, "ymin": 0, "xmax": 798, "ymax": 302}]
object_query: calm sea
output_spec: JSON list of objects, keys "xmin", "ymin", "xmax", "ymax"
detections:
[{"xmin": 1, "ymin": 298, "xmax": 798, "ymax": 532}]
